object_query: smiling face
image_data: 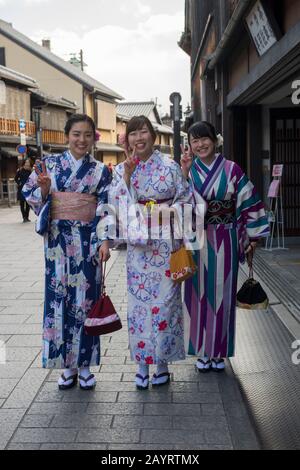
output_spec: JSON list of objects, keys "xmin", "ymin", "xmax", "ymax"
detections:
[
  {"xmin": 23, "ymin": 160, "xmax": 31, "ymax": 171},
  {"xmin": 66, "ymin": 121, "xmax": 95, "ymax": 160},
  {"xmin": 127, "ymin": 124, "xmax": 155, "ymax": 160},
  {"xmin": 189, "ymin": 135, "xmax": 216, "ymax": 162}
]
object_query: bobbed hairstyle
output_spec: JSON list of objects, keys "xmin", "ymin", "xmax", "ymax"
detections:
[
  {"xmin": 125, "ymin": 115, "xmax": 157, "ymax": 144},
  {"xmin": 188, "ymin": 121, "xmax": 217, "ymax": 145},
  {"xmin": 64, "ymin": 114, "xmax": 96, "ymax": 138}
]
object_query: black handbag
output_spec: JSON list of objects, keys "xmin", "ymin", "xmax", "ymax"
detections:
[{"xmin": 237, "ymin": 266, "xmax": 269, "ymax": 310}]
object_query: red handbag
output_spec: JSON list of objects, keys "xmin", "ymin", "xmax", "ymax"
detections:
[{"xmin": 84, "ymin": 262, "xmax": 122, "ymax": 336}]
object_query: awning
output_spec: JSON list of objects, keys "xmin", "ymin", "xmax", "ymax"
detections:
[
  {"xmin": 96, "ymin": 143, "xmax": 124, "ymax": 153},
  {"xmin": 0, "ymin": 146, "xmax": 19, "ymax": 157}
]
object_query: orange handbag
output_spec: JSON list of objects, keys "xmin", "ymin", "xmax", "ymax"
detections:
[{"xmin": 169, "ymin": 216, "xmax": 197, "ymax": 283}]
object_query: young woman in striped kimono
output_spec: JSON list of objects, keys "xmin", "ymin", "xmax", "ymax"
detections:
[{"xmin": 181, "ymin": 121, "xmax": 269, "ymax": 372}]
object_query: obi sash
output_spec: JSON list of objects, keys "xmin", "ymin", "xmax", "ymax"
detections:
[
  {"xmin": 205, "ymin": 200, "xmax": 236, "ymax": 225},
  {"xmin": 137, "ymin": 198, "xmax": 173, "ymax": 229},
  {"xmin": 51, "ymin": 192, "xmax": 97, "ymax": 223}
]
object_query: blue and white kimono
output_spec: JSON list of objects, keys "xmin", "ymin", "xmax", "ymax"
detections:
[{"xmin": 22, "ymin": 151, "xmax": 111, "ymax": 369}]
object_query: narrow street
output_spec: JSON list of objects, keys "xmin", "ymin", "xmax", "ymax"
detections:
[{"xmin": 0, "ymin": 206, "xmax": 259, "ymax": 450}]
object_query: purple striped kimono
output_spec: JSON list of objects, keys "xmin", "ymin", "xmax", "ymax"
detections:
[{"xmin": 184, "ymin": 154, "xmax": 269, "ymax": 358}]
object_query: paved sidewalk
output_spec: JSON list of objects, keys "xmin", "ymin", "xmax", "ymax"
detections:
[{"xmin": 0, "ymin": 207, "xmax": 259, "ymax": 450}]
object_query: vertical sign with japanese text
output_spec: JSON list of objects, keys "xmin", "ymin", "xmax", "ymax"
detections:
[{"xmin": 245, "ymin": 0, "xmax": 278, "ymax": 56}]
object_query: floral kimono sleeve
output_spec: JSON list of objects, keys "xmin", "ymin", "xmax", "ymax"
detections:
[
  {"xmin": 108, "ymin": 164, "xmax": 143, "ymax": 244},
  {"xmin": 169, "ymin": 162, "xmax": 199, "ymax": 249},
  {"xmin": 91, "ymin": 165, "xmax": 113, "ymax": 256},
  {"xmin": 22, "ymin": 164, "xmax": 50, "ymax": 216}
]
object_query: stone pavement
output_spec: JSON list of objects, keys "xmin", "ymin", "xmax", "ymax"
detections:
[{"xmin": 0, "ymin": 206, "xmax": 259, "ymax": 451}]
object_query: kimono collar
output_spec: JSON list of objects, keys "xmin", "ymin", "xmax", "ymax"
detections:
[
  {"xmin": 194, "ymin": 153, "xmax": 222, "ymax": 175},
  {"xmin": 191, "ymin": 154, "xmax": 226, "ymax": 199},
  {"xmin": 133, "ymin": 149, "xmax": 160, "ymax": 169},
  {"xmin": 65, "ymin": 150, "xmax": 91, "ymax": 166}
]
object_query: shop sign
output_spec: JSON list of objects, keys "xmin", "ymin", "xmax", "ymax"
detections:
[
  {"xmin": 267, "ymin": 180, "xmax": 280, "ymax": 198},
  {"xmin": 20, "ymin": 133, "xmax": 27, "ymax": 145},
  {"xmin": 272, "ymin": 164, "xmax": 283, "ymax": 178},
  {"xmin": 245, "ymin": 0, "xmax": 279, "ymax": 56},
  {"xmin": 19, "ymin": 119, "xmax": 26, "ymax": 132}
]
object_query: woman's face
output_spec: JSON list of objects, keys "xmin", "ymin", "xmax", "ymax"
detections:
[
  {"xmin": 189, "ymin": 135, "xmax": 215, "ymax": 160},
  {"xmin": 67, "ymin": 121, "xmax": 95, "ymax": 159},
  {"xmin": 23, "ymin": 160, "xmax": 31, "ymax": 171},
  {"xmin": 127, "ymin": 124, "xmax": 154, "ymax": 159}
]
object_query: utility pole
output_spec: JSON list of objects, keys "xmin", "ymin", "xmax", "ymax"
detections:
[
  {"xmin": 169, "ymin": 92, "xmax": 182, "ymax": 164},
  {"xmin": 80, "ymin": 49, "xmax": 86, "ymax": 114},
  {"xmin": 80, "ymin": 49, "xmax": 84, "ymax": 71},
  {"xmin": 33, "ymin": 109, "xmax": 43, "ymax": 159}
]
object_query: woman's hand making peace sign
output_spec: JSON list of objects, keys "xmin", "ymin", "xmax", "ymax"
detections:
[
  {"xmin": 180, "ymin": 144, "xmax": 193, "ymax": 179},
  {"xmin": 34, "ymin": 160, "xmax": 51, "ymax": 200},
  {"xmin": 123, "ymin": 143, "xmax": 139, "ymax": 188}
]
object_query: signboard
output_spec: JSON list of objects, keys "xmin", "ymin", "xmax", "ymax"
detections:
[
  {"xmin": 20, "ymin": 133, "xmax": 27, "ymax": 146},
  {"xmin": 19, "ymin": 119, "xmax": 26, "ymax": 132},
  {"xmin": 267, "ymin": 179, "xmax": 280, "ymax": 198},
  {"xmin": 245, "ymin": 0, "xmax": 278, "ymax": 56},
  {"xmin": 272, "ymin": 164, "xmax": 283, "ymax": 178},
  {"xmin": 16, "ymin": 144, "xmax": 27, "ymax": 154}
]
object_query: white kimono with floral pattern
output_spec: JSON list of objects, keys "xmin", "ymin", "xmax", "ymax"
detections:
[{"xmin": 109, "ymin": 150, "xmax": 192, "ymax": 365}]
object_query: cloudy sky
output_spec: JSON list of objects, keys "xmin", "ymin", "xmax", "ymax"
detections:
[{"xmin": 0, "ymin": 0, "xmax": 191, "ymax": 114}]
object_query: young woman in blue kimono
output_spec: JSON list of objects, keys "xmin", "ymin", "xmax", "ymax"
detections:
[
  {"xmin": 22, "ymin": 114, "xmax": 111, "ymax": 390},
  {"xmin": 110, "ymin": 116, "xmax": 192, "ymax": 390}
]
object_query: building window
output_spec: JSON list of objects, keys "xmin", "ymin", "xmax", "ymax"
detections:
[{"xmin": 0, "ymin": 48, "xmax": 6, "ymax": 66}]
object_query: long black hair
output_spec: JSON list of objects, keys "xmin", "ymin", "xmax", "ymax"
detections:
[
  {"xmin": 188, "ymin": 121, "xmax": 217, "ymax": 144},
  {"xmin": 64, "ymin": 114, "xmax": 96, "ymax": 138}
]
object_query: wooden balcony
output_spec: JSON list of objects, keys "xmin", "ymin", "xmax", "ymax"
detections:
[
  {"xmin": 0, "ymin": 118, "xmax": 36, "ymax": 136},
  {"xmin": 42, "ymin": 129, "xmax": 66, "ymax": 145},
  {"xmin": 0, "ymin": 117, "xmax": 65, "ymax": 145}
]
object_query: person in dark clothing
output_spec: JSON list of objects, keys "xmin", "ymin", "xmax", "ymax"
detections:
[{"xmin": 15, "ymin": 159, "xmax": 32, "ymax": 222}]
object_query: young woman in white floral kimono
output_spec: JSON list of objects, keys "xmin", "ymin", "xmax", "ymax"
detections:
[{"xmin": 110, "ymin": 116, "xmax": 192, "ymax": 389}]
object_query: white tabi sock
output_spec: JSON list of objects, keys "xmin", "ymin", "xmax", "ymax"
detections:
[
  {"xmin": 152, "ymin": 362, "xmax": 170, "ymax": 385},
  {"xmin": 79, "ymin": 367, "xmax": 96, "ymax": 387},
  {"xmin": 58, "ymin": 368, "xmax": 78, "ymax": 386},
  {"xmin": 135, "ymin": 364, "xmax": 149, "ymax": 388}
]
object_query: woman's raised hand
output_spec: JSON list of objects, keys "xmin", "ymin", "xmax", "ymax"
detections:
[
  {"xmin": 245, "ymin": 242, "xmax": 257, "ymax": 268},
  {"xmin": 98, "ymin": 240, "xmax": 111, "ymax": 263},
  {"xmin": 123, "ymin": 144, "xmax": 139, "ymax": 187},
  {"xmin": 34, "ymin": 160, "xmax": 51, "ymax": 199},
  {"xmin": 180, "ymin": 144, "xmax": 193, "ymax": 178}
]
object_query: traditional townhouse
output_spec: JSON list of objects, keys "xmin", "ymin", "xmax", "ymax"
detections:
[
  {"xmin": 179, "ymin": 0, "xmax": 300, "ymax": 237},
  {"xmin": 0, "ymin": 65, "xmax": 37, "ymax": 202},
  {"xmin": 0, "ymin": 64, "xmax": 79, "ymax": 203},
  {"xmin": 0, "ymin": 19, "xmax": 123, "ymax": 164}
]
